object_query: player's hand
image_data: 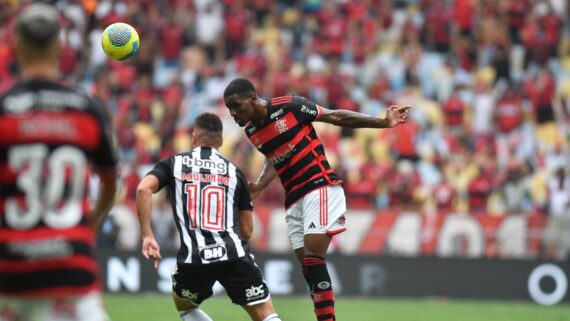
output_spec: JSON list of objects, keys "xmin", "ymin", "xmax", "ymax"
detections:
[
  {"xmin": 142, "ymin": 236, "xmax": 162, "ymax": 269},
  {"xmin": 248, "ymin": 182, "xmax": 264, "ymax": 201},
  {"xmin": 385, "ymin": 105, "xmax": 411, "ymax": 127}
]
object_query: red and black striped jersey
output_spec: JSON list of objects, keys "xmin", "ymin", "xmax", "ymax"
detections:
[
  {"xmin": 0, "ymin": 80, "xmax": 118, "ymax": 297},
  {"xmin": 244, "ymin": 95, "xmax": 343, "ymax": 208}
]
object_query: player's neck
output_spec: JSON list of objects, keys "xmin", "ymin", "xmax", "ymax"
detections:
[
  {"xmin": 19, "ymin": 62, "xmax": 60, "ymax": 81},
  {"xmin": 252, "ymin": 98, "xmax": 268, "ymax": 124}
]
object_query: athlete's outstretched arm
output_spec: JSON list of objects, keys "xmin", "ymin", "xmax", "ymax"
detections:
[
  {"xmin": 136, "ymin": 175, "xmax": 162, "ymax": 269},
  {"xmin": 249, "ymin": 159, "xmax": 277, "ymax": 200},
  {"xmin": 317, "ymin": 105, "xmax": 411, "ymax": 128},
  {"xmin": 91, "ymin": 167, "xmax": 118, "ymax": 234}
]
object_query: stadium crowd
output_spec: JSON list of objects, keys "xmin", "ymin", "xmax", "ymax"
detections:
[{"xmin": 1, "ymin": 0, "xmax": 569, "ymax": 258}]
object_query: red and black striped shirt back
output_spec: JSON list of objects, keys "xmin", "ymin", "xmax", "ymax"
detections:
[{"xmin": 0, "ymin": 80, "xmax": 118, "ymax": 297}]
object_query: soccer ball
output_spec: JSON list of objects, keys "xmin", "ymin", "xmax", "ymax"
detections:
[{"xmin": 101, "ymin": 23, "xmax": 140, "ymax": 61}]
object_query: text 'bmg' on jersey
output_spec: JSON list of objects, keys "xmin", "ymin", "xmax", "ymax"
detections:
[
  {"xmin": 0, "ymin": 80, "xmax": 118, "ymax": 297},
  {"xmin": 244, "ymin": 96, "xmax": 343, "ymax": 208},
  {"xmin": 148, "ymin": 147, "xmax": 253, "ymax": 265}
]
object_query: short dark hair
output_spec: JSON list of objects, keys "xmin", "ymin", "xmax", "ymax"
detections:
[
  {"xmin": 223, "ymin": 78, "xmax": 256, "ymax": 98},
  {"xmin": 14, "ymin": 3, "xmax": 60, "ymax": 49},
  {"xmin": 194, "ymin": 112, "xmax": 223, "ymax": 134}
]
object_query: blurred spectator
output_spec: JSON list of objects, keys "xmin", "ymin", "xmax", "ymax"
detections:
[
  {"xmin": 3, "ymin": 0, "xmax": 569, "ymax": 255},
  {"xmin": 544, "ymin": 167, "xmax": 570, "ymax": 259}
]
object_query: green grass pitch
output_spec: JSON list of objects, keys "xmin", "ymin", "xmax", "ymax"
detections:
[{"xmin": 105, "ymin": 294, "xmax": 570, "ymax": 321}]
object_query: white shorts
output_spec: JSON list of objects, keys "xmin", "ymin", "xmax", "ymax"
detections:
[
  {"xmin": 0, "ymin": 292, "xmax": 109, "ymax": 321},
  {"xmin": 286, "ymin": 185, "xmax": 347, "ymax": 250}
]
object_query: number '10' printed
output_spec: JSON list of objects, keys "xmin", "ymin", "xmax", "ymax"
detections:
[{"xmin": 184, "ymin": 183, "xmax": 226, "ymax": 231}]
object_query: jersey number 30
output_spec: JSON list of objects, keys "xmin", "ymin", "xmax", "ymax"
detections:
[{"xmin": 5, "ymin": 144, "xmax": 86, "ymax": 230}]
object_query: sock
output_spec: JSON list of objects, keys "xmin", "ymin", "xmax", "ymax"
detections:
[
  {"xmin": 262, "ymin": 313, "xmax": 282, "ymax": 321},
  {"xmin": 179, "ymin": 307, "xmax": 213, "ymax": 321},
  {"xmin": 304, "ymin": 255, "xmax": 336, "ymax": 321}
]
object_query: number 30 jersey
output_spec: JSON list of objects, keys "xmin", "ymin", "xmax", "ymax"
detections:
[
  {"xmin": 148, "ymin": 146, "xmax": 253, "ymax": 265},
  {"xmin": 0, "ymin": 80, "xmax": 118, "ymax": 297}
]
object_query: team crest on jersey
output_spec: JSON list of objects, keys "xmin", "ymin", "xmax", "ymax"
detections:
[
  {"xmin": 274, "ymin": 119, "xmax": 288, "ymax": 133},
  {"xmin": 199, "ymin": 244, "xmax": 227, "ymax": 262}
]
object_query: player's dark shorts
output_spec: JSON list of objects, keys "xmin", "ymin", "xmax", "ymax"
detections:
[{"xmin": 172, "ymin": 254, "xmax": 270, "ymax": 306}]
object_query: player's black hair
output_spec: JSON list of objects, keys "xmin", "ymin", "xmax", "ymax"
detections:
[
  {"xmin": 195, "ymin": 112, "xmax": 223, "ymax": 134},
  {"xmin": 223, "ymin": 78, "xmax": 256, "ymax": 98},
  {"xmin": 14, "ymin": 3, "xmax": 60, "ymax": 49}
]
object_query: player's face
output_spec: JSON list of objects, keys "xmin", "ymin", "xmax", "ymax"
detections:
[{"xmin": 225, "ymin": 94, "xmax": 255, "ymax": 127}]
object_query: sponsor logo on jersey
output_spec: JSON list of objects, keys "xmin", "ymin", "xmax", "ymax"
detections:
[
  {"xmin": 270, "ymin": 109, "xmax": 284, "ymax": 119},
  {"xmin": 274, "ymin": 119, "xmax": 288, "ymax": 133},
  {"xmin": 180, "ymin": 289, "xmax": 199, "ymax": 301},
  {"xmin": 4, "ymin": 91, "xmax": 87, "ymax": 113},
  {"xmin": 268, "ymin": 144, "xmax": 295, "ymax": 165},
  {"xmin": 301, "ymin": 105, "xmax": 317, "ymax": 116},
  {"xmin": 182, "ymin": 156, "xmax": 227, "ymax": 174},
  {"xmin": 245, "ymin": 284, "xmax": 265, "ymax": 299},
  {"xmin": 199, "ymin": 244, "xmax": 227, "ymax": 262},
  {"xmin": 247, "ymin": 126, "xmax": 257, "ymax": 134}
]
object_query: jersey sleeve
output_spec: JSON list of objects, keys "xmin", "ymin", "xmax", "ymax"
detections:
[
  {"xmin": 290, "ymin": 96, "xmax": 322, "ymax": 124},
  {"xmin": 235, "ymin": 169, "xmax": 254, "ymax": 211},
  {"xmin": 147, "ymin": 158, "xmax": 173, "ymax": 190},
  {"xmin": 90, "ymin": 98, "xmax": 119, "ymax": 168}
]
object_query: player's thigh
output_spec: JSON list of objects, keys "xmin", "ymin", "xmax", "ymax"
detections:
[
  {"xmin": 241, "ymin": 300, "xmax": 277, "ymax": 321},
  {"xmin": 218, "ymin": 255, "xmax": 270, "ymax": 307},
  {"xmin": 302, "ymin": 185, "xmax": 347, "ymax": 235},
  {"xmin": 285, "ymin": 201, "xmax": 305, "ymax": 250},
  {"xmin": 171, "ymin": 264, "xmax": 217, "ymax": 306}
]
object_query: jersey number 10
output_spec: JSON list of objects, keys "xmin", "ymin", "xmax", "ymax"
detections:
[{"xmin": 184, "ymin": 183, "xmax": 226, "ymax": 231}]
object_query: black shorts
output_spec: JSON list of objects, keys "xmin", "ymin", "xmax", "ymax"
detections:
[{"xmin": 172, "ymin": 254, "xmax": 270, "ymax": 306}]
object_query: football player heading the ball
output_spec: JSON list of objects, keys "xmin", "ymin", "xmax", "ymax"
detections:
[{"xmin": 224, "ymin": 78, "xmax": 410, "ymax": 321}]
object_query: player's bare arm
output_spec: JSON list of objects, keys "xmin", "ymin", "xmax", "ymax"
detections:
[
  {"xmin": 90, "ymin": 167, "xmax": 118, "ymax": 234},
  {"xmin": 317, "ymin": 105, "xmax": 411, "ymax": 128},
  {"xmin": 249, "ymin": 158, "xmax": 277, "ymax": 200},
  {"xmin": 238, "ymin": 210, "xmax": 254, "ymax": 240},
  {"xmin": 136, "ymin": 175, "xmax": 162, "ymax": 269}
]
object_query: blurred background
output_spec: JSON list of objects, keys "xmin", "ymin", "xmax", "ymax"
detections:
[{"xmin": 2, "ymin": 0, "xmax": 570, "ymax": 307}]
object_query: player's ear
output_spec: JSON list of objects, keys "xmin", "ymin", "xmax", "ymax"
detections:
[{"xmin": 190, "ymin": 129, "xmax": 197, "ymax": 147}]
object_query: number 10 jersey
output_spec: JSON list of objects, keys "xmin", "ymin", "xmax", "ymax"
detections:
[{"xmin": 147, "ymin": 146, "xmax": 254, "ymax": 265}]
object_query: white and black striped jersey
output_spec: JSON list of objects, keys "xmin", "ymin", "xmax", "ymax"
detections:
[{"xmin": 147, "ymin": 146, "xmax": 253, "ymax": 265}]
